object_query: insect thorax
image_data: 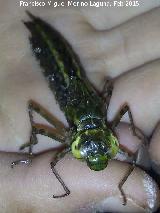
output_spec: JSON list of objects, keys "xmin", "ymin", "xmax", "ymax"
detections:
[{"xmin": 71, "ymin": 117, "xmax": 119, "ymax": 171}]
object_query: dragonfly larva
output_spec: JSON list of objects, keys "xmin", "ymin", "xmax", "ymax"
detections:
[{"xmin": 11, "ymin": 11, "xmax": 146, "ymax": 204}]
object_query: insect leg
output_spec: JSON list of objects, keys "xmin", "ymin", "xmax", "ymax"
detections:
[
  {"xmin": 28, "ymin": 100, "xmax": 66, "ymax": 134},
  {"xmin": 11, "ymin": 125, "xmax": 66, "ymax": 168},
  {"xmin": 11, "ymin": 108, "xmax": 38, "ymax": 167},
  {"xmin": 111, "ymin": 104, "xmax": 144, "ymax": 141},
  {"xmin": 21, "ymin": 100, "xmax": 66, "ymax": 152},
  {"xmin": 50, "ymin": 147, "xmax": 71, "ymax": 198},
  {"xmin": 101, "ymin": 78, "xmax": 113, "ymax": 113},
  {"xmin": 20, "ymin": 124, "xmax": 66, "ymax": 150},
  {"xmin": 118, "ymin": 143, "xmax": 143, "ymax": 205},
  {"xmin": 118, "ymin": 164, "xmax": 135, "ymax": 205},
  {"xmin": 112, "ymin": 105, "xmax": 148, "ymax": 205},
  {"xmin": 11, "ymin": 101, "xmax": 67, "ymax": 168},
  {"xmin": 11, "ymin": 158, "xmax": 32, "ymax": 168}
]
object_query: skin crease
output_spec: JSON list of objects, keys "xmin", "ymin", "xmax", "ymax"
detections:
[{"xmin": 0, "ymin": 0, "xmax": 160, "ymax": 212}]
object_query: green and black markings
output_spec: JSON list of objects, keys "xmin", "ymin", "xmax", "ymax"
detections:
[{"xmin": 11, "ymin": 11, "xmax": 145, "ymax": 204}]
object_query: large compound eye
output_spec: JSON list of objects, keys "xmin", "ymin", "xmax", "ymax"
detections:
[
  {"xmin": 86, "ymin": 154, "xmax": 108, "ymax": 171},
  {"xmin": 108, "ymin": 135, "xmax": 119, "ymax": 158},
  {"xmin": 71, "ymin": 137, "xmax": 82, "ymax": 159}
]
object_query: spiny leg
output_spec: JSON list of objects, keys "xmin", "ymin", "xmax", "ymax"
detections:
[
  {"xmin": 118, "ymin": 164, "xmax": 135, "ymax": 205},
  {"xmin": 11, "ymin": 100, "xmax": 67, "ymax": 168},
  {"xmin": 50, "ymin": 147, "xmax": 71, "ymax": 198},
  {"xmin": 20, "ymin": 124, "xmax": 66, "ymax": 151},
  {"xmin": 11, "ymin": 125, "xmax": 40, "ymax": 168},
  {"xmin": 111, "ymin": 104, "xmax": 145, "ymax": 141},
  {"xmin": 118, "ymin": 144, "xmax": 142, "ymax": 205},
  {"xmin": 21, "ymin": 100, "xmax": 66, "ymax": 153},
  {"xmin": 28, "ymin": 100, "xmax": 66, "ymax": 132},
  {"xmin": 11, "ymin": 125, "xmax": 66, "ymax": 168},
  {"xmin": 24, "ymin": 104, "xmax": 37, "ymax": 155},
  {"xmin": 101, "ymin": 78, "xmax": 113, "ymax": 114},
  {"xmin": 112, "ymin": 104, "xmax": 147, "ymax": 205},
  {"xmin": 11, "ymin": 115, "xmax": 38, "ymax": 168},
  {"xmin": 11, "ymin": 158, "xmax": 32, "ymax": 168}
]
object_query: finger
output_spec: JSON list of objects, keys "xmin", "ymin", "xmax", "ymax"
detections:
[
  {"xmin": 1, "ymin": 152, "xmax": 159, "ymax": 213},
  {"xmin": 115, "ymin": 122, "xmax": 150, "ymax": 170},
  {"xmin": 82, "ymin": 7, "xmax": 160, "ymax": 85},
  {"xmin": 149, "ymin": 122, "xmax": 160, "ymax": 174},
  {"xmin": 107, "ymin": 60, "xmax": 160, "ymax": 136},
  {"xmin": 80, "ymin": 0, "xmax": 160, "ymax": 30},
  {"xmin": 2, "ymin": 5, "xmax": 160, "ymax": 87},
  {"xmin": 40, "ymin": 7, "xmax": 160, "ymax": 86},
  {"xmin": 0, "ymin": 6, "xmax": 159, "ymax": 149},
  {"xmin": 115, "ymin": 122, "xmax": 142, "ymax": 154},
  {"xmin": 0, "ymin": 102, "xmax": 143, "ymax": 154}
]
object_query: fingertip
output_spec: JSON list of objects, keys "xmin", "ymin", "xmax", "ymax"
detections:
[
  {"xmin": 0, "ymin": 152, "xmax": 159, "ymax": 212},
  {"xmin": 52, "ymin": 155, "xmax": 160, "ymax": 212}
]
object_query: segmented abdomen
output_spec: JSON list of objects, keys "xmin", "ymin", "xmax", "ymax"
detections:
[{"xmin": 25, "ymin": 12, "xmax": 104, "ymax": 126}]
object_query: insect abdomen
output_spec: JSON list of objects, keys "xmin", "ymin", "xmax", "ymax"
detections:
[
  {"xmin": 25, "ymin": 12, "xmax": 104, "ymax": 125},
  {"xmin": 24, "ymin": 12, "xmax": 84, "ymax": 103}
]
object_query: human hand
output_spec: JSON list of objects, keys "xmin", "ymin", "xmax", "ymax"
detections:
[{"xmin": 0, "ymin": 1, "xmax": 160, "ymax": 212}]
